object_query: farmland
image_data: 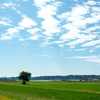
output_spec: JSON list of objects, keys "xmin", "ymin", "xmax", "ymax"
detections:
[{"xmin": 0, "ymin": 80, "xmax": 100, "ymax": 100}]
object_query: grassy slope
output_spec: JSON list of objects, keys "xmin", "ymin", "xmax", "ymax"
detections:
[{"xmin": 0, "ymin": 81, "xmax": 100, "ymax": 100}]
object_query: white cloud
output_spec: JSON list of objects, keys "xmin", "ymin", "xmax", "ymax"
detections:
[
  {"xmin": 0, "ymin": 34, "xmax": 12, "ymax": 40},
  {"xmin": 27, "ymin": 28, "xmax": 42, "ymax": 40},
  {"xmin": 57, "ymin": 0, "xmax": 100, "ymax": 49},
  {"xmin": 0, "ymin": 27, "xmax": 19, "ymax": 40},
  {"xmin": 34, "ymin": 0, "xmax": 52, "ymax": 7},
  {"xmin": 89, "ymin": 50, "xmax": 94, "ymax": 53},
  {"xmin": 67, "ymin": 55, "xmax": 100, "ymax": 63},
  {"xmin": 75, "ymin": 48, "xmax": 86, "ymax": 51},
  {"xmin": 82, "ymin": 39, "xmax": 100, "ymax": 47},
  {"xmin": 37, "ymin": 5, "xmax": 57, "ymax": 18},
  {"xmin": 0, "ymin": 21, "xmax": 11, "ymax": 26},
  {"xmin": 37, "ymin": 3, "xmax": 61, "ymax": 36},
  {"xmin": 0, "ymin": 17, "xmax": 12, "ymax": 26},
  {"xmin": 92, "ymin": 7, "xmax": 100, "ymax": 12},
  {"xmin": 60, "ymin": 29, "xmax": 80, "ymax": 41},
  {"xmin": 86, "ymin": 59, "xmax": 100, "ymax": 63},
  {"xmin": 0, "ymin": 10, "xmax": 38, "ymax": 40},
  {"xmin": 27, "ymin": 28, "xmax": 41, "ymax": 34},
  {"xmin": 97, "ymin": 2, "xmax": 100, "ymax": 5},
  {"xmin": 34, "ymin": 0, "xmax": 62, "ymax": 46},
  {"xmin": 6, "ymin": 28, "xmax": 19, "ymax": 35},
  {"xmin": 29, "ymin": 35, "xmax": 41, "ymax": 40},
  {"xmin": 40, "ymin": 41, "xmax": 53, "ymax": 47},
  {"xmin": 83, "ymin": 26, "xmax": 100, "ymax": 33},
  {"xmin": 84, "ymin": 14, "xmax": 100, "ymax": 24},
  {"xmin": 18, "ymin": 15, "xmax": 37, "ymax": 29},
  {"xmin": 58, "ymin": 5, "xmax": 90, "ymax": 43},
  {"xmin": 58, "ymin": 5, "xmax": 89, "ymax": 21},
  {"xmin": 71, "ymin": 55, "xmax": 98, "ymax": 59},
  {"xmin": 3, "ymin": 2, "xmax": 16, "ymax": 7},
  {"xmin": 19, "ymin": 38, "xmax": 24, "ymax": 41},
  {"xmin": 83, "ymin": 0, "xmax": 97, "ymax": 5},
  {"xmin": 0, "ymin": 2, "xmax": 17, "ymax": 10},
  {"xmin": 58, "ymin": 44, "xmax": 64, "ymax": 47},
  {"xmin": 0, "ymin": 0, "xmax": 100, "ymax": 52},
  {"xmin": 41, "ymin": 16, "xmax": 61, "ymax": 36},
  {"xmin": 67, "ymin": 34, "xmax": 97, "ymax": 46},
  {"xmin": 53, "ymin": 41, "xmax": 64, "ymax": 44},
  {"xmin": 95, "ymin": 45, "xmax": 100, "ymax": 48}
]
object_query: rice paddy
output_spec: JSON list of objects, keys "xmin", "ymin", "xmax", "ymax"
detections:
[{"xmin": 0, "ymin": 80, "xmax": 100, "ymax": 100}]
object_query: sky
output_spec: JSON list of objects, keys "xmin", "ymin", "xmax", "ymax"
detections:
[{"xmin": 0, "ymin": 0, "xmax": 100, "ymax": 77}]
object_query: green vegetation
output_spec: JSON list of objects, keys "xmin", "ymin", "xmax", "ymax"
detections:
[
  {"xmin": 0, "ymin": 80, "xmax": 100, "ymax": 100},
  {"xmin": 17, "ymin": 71, "xmax": 31, "ymax": 84},
  {"xmin": 0, "ymin": 94, "xmax": 10, "ymax": 100}
]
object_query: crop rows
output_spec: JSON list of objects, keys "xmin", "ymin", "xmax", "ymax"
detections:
[{"xmin": 0, "ymin": 81, "xmax": 100, "ymax": 100}]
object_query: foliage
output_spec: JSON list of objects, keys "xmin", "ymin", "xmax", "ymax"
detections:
[
  {"xmin": 61, "ymin": 79, "xmax": 66, "ymax": 81},
  {"xmin": 17, "ymin": 71, "xmax": 31, "ymax": 84}
]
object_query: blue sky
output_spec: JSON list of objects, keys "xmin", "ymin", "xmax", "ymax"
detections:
[{"xmin": 0, "ymin": 0, "xmax": 100, "ymax": 77}]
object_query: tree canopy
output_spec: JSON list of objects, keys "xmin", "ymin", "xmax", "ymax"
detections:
[{"xmin": 17, "ymin": 71, "xmax": 31, "ymax": 84}]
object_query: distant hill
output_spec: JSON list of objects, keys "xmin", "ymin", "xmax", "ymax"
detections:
[
  {"xmin": 0, "ymin": 75, "xmax": 100, "ymax": 81},
  {"xmin": 31, "ymin": 75, "xmax": 100, "ymax": 80}
]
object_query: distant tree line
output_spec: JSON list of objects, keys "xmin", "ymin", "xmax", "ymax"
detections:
[
  {"xmin": 31, "ymin": 75, "xmax": 100, "ymax": 80},
  {"xmin": 0, "ymin": 75, "xmax": 100, "ymax": 81}
]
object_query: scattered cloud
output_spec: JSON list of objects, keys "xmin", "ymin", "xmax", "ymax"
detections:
[
  {"xmin": 27, "ymin": 28, "xmax": 41, "ymax": 34},
  {"xmin": 53, "ymin": 41, "xmax": 64, "ymax": 44},
  {"xmin": 83, "ymin": 26, "xmax": 100, "ymax": 33},
  {"xmin": 29, "ymin": 35, "xmax": 41, "ymax": 40},
  {"xmin": 82, "ymin": 39, "xmax": 100, "ymax": 47},
  {"xmin": 3, "ymin": 2, "xmax": 16, "ymax": 7},
  {"xmin": 34, "ymin": 0, "xmax": 52, "ymax": 7},
  {"xmin": 0, "ymin": 0, "xmax": 100, "ymax": 59},
  {"xmin": 0, "ymin": 34, "xmax": 12, "ymax": 40},
  {"xmin": 89, "ymin": 50, "xmax": 94, "ymax": 53},
  {"xmin": 70, "ymin": 55, "xmax": 98, "ymax": 59},
  {"xmin": 87, "ymin": 58, "xmax": 100, "ymax": 63},
  {"xmin": 58, "ymin": 5, "xmax": 90, "ymax": 43},
  {"xmin": 56, "ymin": 0, "xmax": 100, "ymax": 49},
  {"xmin": 75, "ymin": 48, "xmax": 86, "ymax": 51},
  {"xmin": 18, "ymin": 38, "xmax": 24, "ymax": 41},
  {"xmin": 67, "ymin": 55, "xmax": 100, "ymax": 63},
  {"xmin": 0, "ymin": 2, "xmax": 17, "ymax": 10},
  {"xmin": 0, "ymin": 27, "xmax": 19, "ymax": 40},
  {"xmin": 6, "ymin": 28, "xmax": 19, "ymax": 35},
  {"xmin": 27, "ymin": 28, "xmax": 42, "ymax": 40},
  {"xmin": 83, "ymin": 0, "xmax": 97, "ymax": 5},
  {"xmin": 0, "ymin": 17, "xmax": 12, "ymax": 26},
  {"xmin": 0, "ymin": 13, "xmax": 37, "ymax": 40},
  {"xmin": 95, "ymin": 45, "xmax": 100, "ymax": 48},
  {"xmin": 18, "ymin": 15, "xmax": 37, "ymax": 29}
]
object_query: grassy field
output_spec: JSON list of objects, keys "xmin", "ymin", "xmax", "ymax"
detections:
[{"xmin": 0, "ymin": 80, "xmax": 100, "ymax": 100}]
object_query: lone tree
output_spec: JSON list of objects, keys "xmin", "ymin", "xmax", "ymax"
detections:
[{"xmin": 18, "ymin": 71, "xmax": 31, "ymax": 84}]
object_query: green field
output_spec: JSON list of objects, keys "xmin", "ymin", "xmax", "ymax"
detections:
[{"xmin": 0, "ymin": 80, "xmax": 100, "ymax": 100}]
